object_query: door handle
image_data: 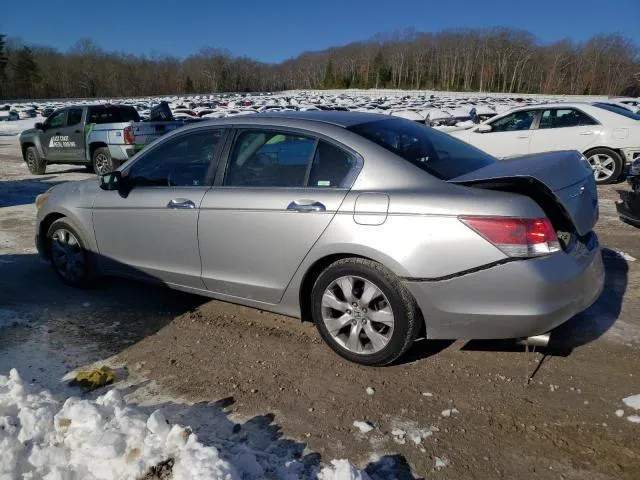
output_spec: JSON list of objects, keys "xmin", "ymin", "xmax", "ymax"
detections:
[
  {"xmin": 167, "ymin": 199, "xmax": 196, "ymax": 209},
  {"xmin": 579, "ymin": 131, "xmax": 594, "ymax": 135},
  {"xmin": 287, "ymin": 200, "xmax": 326, "ymax": 212},
  {"xmin": 516, "ymin": 134, "xmax": 530, "ymax": 139},
  {"xmin": 75, "ymin": 130, "xmax": 81, "ymax": 134}
]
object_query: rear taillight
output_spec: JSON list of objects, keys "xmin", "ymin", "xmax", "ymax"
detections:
[
  {"xmin": 460, "ymin": 216, "xmax": 561, "ymax": 258},
  {"xmin": 123, "ymin": 126, "xmax": 134, "ymax": 145}
]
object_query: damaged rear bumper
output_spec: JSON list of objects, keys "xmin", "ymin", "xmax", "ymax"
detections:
[{"xmin": 404, "ymin": 233, "xmax": 604, "ymax": 340}]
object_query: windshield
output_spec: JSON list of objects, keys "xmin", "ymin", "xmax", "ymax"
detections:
[
  {"xmin": 348, "ymin": 118, "xmax": 496, "ymax": 180},
  {"xmin": 593, "ymin": 103, "xmax": 640, "ymax": 121}
]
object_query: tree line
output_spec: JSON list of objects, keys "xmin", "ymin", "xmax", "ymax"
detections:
[{"xmin": 1, "ymin": 28, "xmax": 639, "ymax": 101}]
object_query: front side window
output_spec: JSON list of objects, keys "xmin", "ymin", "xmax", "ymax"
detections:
[
  {"xmin": 224, "ymin": 130, "xmax": 316, "ymax": 187},
  {"xmin": 127, "ymin": 129, "xmax": 223, "ymax": 187},
  {"xmin": 46, "ymin": 111, "xmax": 66, "ymax": 129},
  {"xmin": 539, "ymin": 108, "xmax": 598, "ymax": 129},
  {"xmin": 489, "ymin": 110, "xmax": 536, "ymax": 132},
  {"xmin": 349, "ymin": 118, "xmax": 495, "ymax": 180},
  {"xmin": 67, "ymin": 108, "xmax": 83, "ymax": 127}
]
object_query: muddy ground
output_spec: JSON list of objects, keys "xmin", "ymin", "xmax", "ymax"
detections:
[{"xmin": 1, "ymin": 134, "xmax": 639, "ymax": 479}]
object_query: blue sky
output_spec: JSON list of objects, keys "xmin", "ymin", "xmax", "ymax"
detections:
[{"xmin": 2, "ymin": 0, "xmax": 639, "ymax": 63}]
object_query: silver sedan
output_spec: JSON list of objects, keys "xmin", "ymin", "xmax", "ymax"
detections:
[{"xmin": 34, "ymin": 112, "xmax": 604, "ymax": 365}]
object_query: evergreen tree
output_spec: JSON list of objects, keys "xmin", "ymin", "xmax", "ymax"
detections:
[
  {"xmin": 13, "ymin": 47, "xmax": 40, "ymax": 98},
  {"xmin": 323, "ymin": 60, "xmax": 336, "ymax": 88},
  {"xmin": 0, "ymin": 34, "xmax": 8, "ymax": 96},
  {"xmin": 184, "ymin": 75, "xmax": 195, "ymax": 93}
]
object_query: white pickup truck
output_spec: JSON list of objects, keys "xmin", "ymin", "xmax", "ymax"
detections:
[{"xmin": 19, "ymin": 104, "xmax": 188, "ymax": 175}]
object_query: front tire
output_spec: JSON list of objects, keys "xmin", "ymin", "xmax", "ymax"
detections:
[
  {"xmin": 26, "ymin": 146, "xmax": 46, "ymax": 175},
  {"xmin": 47, "ymin": 219, "xmax": 90, "ymax": 287},
  {"xmin": 311, "ymin": 258, "xmax": 421, "ymax": 366},
  {"xmin": 586, "ymin": 148, "xmax": 623, "ymax": 185},
  {"xmin": 92, "ymin": 147, "xmax": 117, "ymax": 175}
]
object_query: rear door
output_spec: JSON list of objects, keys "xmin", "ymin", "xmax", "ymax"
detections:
[
  {"xmin": 93, "ymin": 127, "xmax": 226, "ymax": 288},
  {"xmin": 466, "ymin": 110, "xmax": 537, "ymax": 158},
  {"xmin": 56, "ymin": 107, "xmax": 85, "ymax": 161},
  {"xmin": 198, "ymin": 128, "xmax": 360, "ymax": 303},
  {"xmin": 528, "ymin": 108, "xmax": 599, "ymax": 154}
]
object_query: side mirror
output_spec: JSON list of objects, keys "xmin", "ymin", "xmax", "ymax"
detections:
[
  {"xmin": 35, "ymin": 122, "xmax": 45, "ymax": 130},
  {"xmin": 99, "ymin": 170, "xmax": 124, "ymax": 191},
  {"xmin": 476, "ymin": 124, "xmax": 492, "ymax": 133}
]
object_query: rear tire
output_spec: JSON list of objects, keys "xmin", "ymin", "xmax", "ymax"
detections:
[
  {"xmin": 26, "ymin": 146, "xmax": 46, "ymax": 175},
  {"xmin": 311, "ymin": 258, "xmax": 421, "ymax": 366},
  {"xmin": 92, "ymin": 147, "xmax": 117, "ymax": 175},
  {"xmin": 47, "ymin": 218, "xmax": 90, "ymax": 288},
  {"xmin": 585, "ymin": 148, "xmax": 623, "ymax": 185}
]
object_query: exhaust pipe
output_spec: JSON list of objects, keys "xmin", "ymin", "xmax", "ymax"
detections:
[{"xmin": 517, "ymin": 333, "xmax": 551, "ymax": 348}]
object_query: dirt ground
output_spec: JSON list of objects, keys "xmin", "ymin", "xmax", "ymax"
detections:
[{"xmin": 1, "ymin": 134, "xmax": 639, "ymax": 479}]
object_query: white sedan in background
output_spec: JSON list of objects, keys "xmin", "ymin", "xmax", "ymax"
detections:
[{"xmin": 450, "ymin": 102, "xmax": 640, "ymax": 184}]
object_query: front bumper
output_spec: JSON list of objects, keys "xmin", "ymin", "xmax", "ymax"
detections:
[
  {"xmin": 404, "ymin": 234, "xmax": 605, "ymax": 340},
  {"xmin": 616, "ymin": 177, "xmax": 640, "ymax": 225}
]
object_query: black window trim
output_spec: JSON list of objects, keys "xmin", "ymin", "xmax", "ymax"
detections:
[
  {"xmin": 66, "ymin": 107, "xmax": 85, "ymax": 127},
  {"xmin": 534, "ymin": 107, "xmax": 601, "ymax": 130},
  {"xmin": 121, "ymin": 126, "xmax": 230, "ymax": 189},
  {"xmin": 214, "ymin": 125, "xmax": 363, "ymax": 190}
]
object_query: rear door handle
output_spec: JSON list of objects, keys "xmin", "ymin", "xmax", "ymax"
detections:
[
  {"xmin": 579, "ymin": 131, "xmax": 594, "ymax": 135},
  {"xmin": 516, "ymin": 134, "xmax": 530, "ymax": 139},
  {"xmin": 167, "ymin": 198, "xmax": 196, "ymax": 209},
  {"xmin": 287, "ymin": 200, "xmax": 326, "ymax": 212}
]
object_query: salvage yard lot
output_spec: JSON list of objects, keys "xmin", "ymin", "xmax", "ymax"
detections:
[{"xmin": 1, "ymin": 124, "xmax": 639, "ymax": 478}]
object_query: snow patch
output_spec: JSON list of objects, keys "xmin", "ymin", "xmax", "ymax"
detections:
[
  {"xmin": 627, "ymin": 415, "xmax": 640, "ymax": 424},
  {"xmin": 622, "ymin": 394, "xmax": 640, "ymax": 410},
  {"xmin": 353, "ymin": 421, "xmax": 374, "ymax": 433},
  {"xmin": 441, "ymin": 408, "xmax": 459, "ymax": 418},
  {"xmin": 434, "ymin": 456, "xmax": 450, "ymax": 469},
  {"xmin": 615, "ymin": 409, "xmax": 625, "ymax": 417},
  {"xmin": 0, "ymin": 369, "xmax": 369, "ymax": 479},
  {"xmin": 616, "ymin": 251, "xmax": 636, "ymax": 262}
]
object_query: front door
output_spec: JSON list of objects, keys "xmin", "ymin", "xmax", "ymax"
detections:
[
  {"xmin": 469, "ymin": 110, "xmax": 537, "ymax": 158},
  {"xmin": 55, "ymin": 107, "xmax": 86, "ymax": 161},
  {"xmin": 40, "ymin": 110, "xmax": 68, "ymax": 161},
  {"xmin": 92, "ymin": 127, "xmax": 225, "ymax": 288},
  {"xmin": 199, "ymin": 130, "xmax": 359, "ymax": 303}
]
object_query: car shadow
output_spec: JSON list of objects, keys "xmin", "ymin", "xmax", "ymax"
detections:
[
  {"xmin": 0, "ymin": 176, "xmax": 64, "ymax": 207},
  {"xmin": 461, "ymin": 247, "xmax": 628, "ymax": 356},
  {"xmin": 394, "ymin": 338, "xmax": 455, "ymax": 365}
]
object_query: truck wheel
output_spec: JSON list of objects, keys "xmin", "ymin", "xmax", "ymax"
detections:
[
  {"xmin": 311, "ymin": 258, "xmax": 422, "ymax": 366},
  {"xmin": 26, "ymin": 146, "xmax": 46, "ymax": 175},
  {"xmin": 92, "ymin": 147, "xmax": 117, "ymax": 175}
]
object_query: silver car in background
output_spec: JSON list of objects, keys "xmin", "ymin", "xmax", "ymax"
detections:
[{"xmin": 34, "ymin": 112, "xmax": 604, "ymax": 366}]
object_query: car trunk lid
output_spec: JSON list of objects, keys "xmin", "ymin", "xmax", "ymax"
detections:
[{"xmin": 449, "ymin": 150, "xmax": 598, "ymax": 236}]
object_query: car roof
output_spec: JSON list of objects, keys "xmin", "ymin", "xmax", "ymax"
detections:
[{"xmin": 246, "ymin": 110, "xmax": 390, "ymax": 127}]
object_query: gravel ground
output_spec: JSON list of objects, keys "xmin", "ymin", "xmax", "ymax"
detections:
[{"xmin": 1, "ymin": 132, "xmax": 639, "ymax": 479}]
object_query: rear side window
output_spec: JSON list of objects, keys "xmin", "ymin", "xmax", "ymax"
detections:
[
  {"xmin": 225, "ymin": 130, "xmax": 316, "ymax": 187},
  {"xmin": 489, "ymin": 110, "xmax": 536, "ymax": 132},
  {"xmin": 67, "ymin": 108, "xmax": 83, "ymax": 126},
  {"xmin": 88, "ymin": 106, "xmax": 141, "ymax": 124},
  {"xmin": 349, "ymin": 118, "xmax": 495, "ymax": 180},
  {"xmin": 539, "ymin": 108, "xmax": 598, "ymax": 129},
  {"xmin": 308, "ymin": 141, "xmax": 358, "ymax": 188}
]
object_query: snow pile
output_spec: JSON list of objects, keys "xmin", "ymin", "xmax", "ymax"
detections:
[
  {"xmin": 622, "ymin": 394, "xmax": 640, "ymax": 423},
  {"xmin": 0, "ymin": 369, "xmax": 366, "ymax": 479}
]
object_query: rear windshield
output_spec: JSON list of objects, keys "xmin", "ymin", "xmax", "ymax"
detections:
[
  {"xmin": 88, "ymin": 106, "xmax": 141, "ymax": 124},
  {"xmin": 593, "ymin": 103, "xmax": 640, "ymax": 121},
  {"xmin": 348, "ymin": 118, "xmax": 495, "ymax": 180}
]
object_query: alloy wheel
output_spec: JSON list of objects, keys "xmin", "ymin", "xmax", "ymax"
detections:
[
  {"xmin": 587, "ymin": 153, "xmax": 616, "ymax": 182},
  {"xmin": 51, "ymin": 228, "xmax": 85, "ymax": 283},
  {"xmin": 321, "ymin": 275, "xmax": 394, "ymax": 354},
  {"xmin": 94, "ymin": 153, "xmax": 111, "ymax": 175}
]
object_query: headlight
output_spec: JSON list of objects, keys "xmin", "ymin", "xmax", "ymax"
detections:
[{"xmin": 35, "ymin": 190, "xmax": 51, "ymax": 210}]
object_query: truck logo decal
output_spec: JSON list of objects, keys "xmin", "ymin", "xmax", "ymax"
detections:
[{"xmin": 48, "ymin": 136, "xmax": 76, "ymax": 148}]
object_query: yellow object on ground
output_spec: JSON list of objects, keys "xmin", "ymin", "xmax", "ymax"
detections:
[{"xmin": 71, "ymin": 366, "xmax": 116, "ymax": 391}]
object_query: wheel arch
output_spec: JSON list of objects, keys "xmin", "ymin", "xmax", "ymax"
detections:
[
  {"xmin": 583, "ymin": 146, "xmax": 624, "ymax": 160},
  {"xmin": 89, "ymin": 142, "xmax": 108, "ymax": 162}
]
